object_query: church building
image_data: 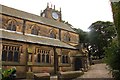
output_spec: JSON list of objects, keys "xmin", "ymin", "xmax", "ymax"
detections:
[{"xmin": 0, "ymin": 4, "xmax": 88, "ymax": 79}]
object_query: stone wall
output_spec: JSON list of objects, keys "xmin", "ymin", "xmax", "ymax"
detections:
[{"xmin": 1, "ymin": 14, "xmax": 79, "ymax": 44}]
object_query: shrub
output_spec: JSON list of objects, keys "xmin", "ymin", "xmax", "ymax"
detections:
[{"xmin": 104, "ymin": 39, "xmax": 120, "ymax": 79}]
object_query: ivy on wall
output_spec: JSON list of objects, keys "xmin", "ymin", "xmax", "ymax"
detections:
[{"xmin": 109, "ymin": 2, "xmax": 120, "ymax": 79}]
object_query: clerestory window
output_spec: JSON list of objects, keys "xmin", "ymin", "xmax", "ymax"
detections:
[
  {"xmin": 49, "ymin": 29, "xmax": 56, "ymax": 39},
  {"xmin": 31, "ymin": 24, "xmax": 39, "ymax": 35},
  {"xmin": 50, "ymin": 32, "xmax": 56, "ymax": 38},
  {"xmin": 31, "ymin": 27, "xmax": 38, "ymax": 35},
  {"xmin": 7, "ymin": 19, "xmax": 17, "ymax": 31},
  {"xmin": 64, "ymin": 32, "xmax": 71, "ymax": 42}
]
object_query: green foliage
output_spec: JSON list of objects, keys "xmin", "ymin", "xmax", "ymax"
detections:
[
  {"xmin": 0, "ymin": 68, "xmax": 2, "ymax": 80},
  {"xmin": 104, "ymin": 39, "xmax": 118, "ymax": 68},
  {"xmin": 2, "ymin": 67, "xmax": 16, "ymax": 80},
  {"xmin": 73, "ymin": 28, "xmax": 88, "ymax": 43},
  {"xmin": 104, "ymin": 38, "xmax": 120, "ymax": 79},
  {"xmin": 111, "ymin": 1, "xmax": 120, "ymax": 46},
  {"xmin": 88, "ymin": 21, "xmax": 116, "ymax": 58},
  {"xmin": 106, "ymin": 2, "xmax": 120, "ymax": 79}
]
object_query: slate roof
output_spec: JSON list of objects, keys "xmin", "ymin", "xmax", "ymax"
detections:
[
  {"xmin": 0, "ymin": 4, "xmax": 76, "ymax": 33},
  {"xmin": 0, "ymin": 30, "xmax": 77, "ymax": 50}
]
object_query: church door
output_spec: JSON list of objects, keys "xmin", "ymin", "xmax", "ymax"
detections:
[{"xmin": 74, "ymin": 57, "xmax": 82, "ymax": 71}]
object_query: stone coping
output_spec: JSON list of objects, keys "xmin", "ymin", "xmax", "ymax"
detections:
[{"xmin": 34, "ymin": 73, "xmax": 50, "ymax": 77}]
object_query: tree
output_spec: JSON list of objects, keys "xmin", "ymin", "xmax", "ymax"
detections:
[
  {"xmin": 73, "ymin": 28, "xmax": 88, "ymax": 43},
  {"xmin": 88, "ymin": 21, "xmax": 116, "ymax": 59},
  {"xmin": 104, "ymin": 37, "xmax": 120, "ymax": 79},
  {"xmin": 111, "ymin": 1, "xmax": 120, "ymax": 46},
  {"xmin": 106, "ymin": 1, "xmax": 120, "ymax": 79},
  {"xmin": 73, "ymin": 28, "xmax": 93, "ymax": 64}
]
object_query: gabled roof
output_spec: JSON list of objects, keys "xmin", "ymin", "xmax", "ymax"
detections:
[
  {"xmin": 0, "ymin": 4, "xmax": 76, "ymax": 33},
  {"xmin": 0, "ymin": 30, "xmax": 77, "ymax": 50}
]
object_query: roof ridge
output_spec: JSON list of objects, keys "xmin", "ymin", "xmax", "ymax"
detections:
[
  {"xmin": 1, "ymin": 4, "xmax": 76, "ymax": 33},
  {"xmin": 1, "ymin": 30, "xmax": 77, "ymax": 49}
]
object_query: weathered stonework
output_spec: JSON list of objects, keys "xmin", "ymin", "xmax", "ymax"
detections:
[{"xmin": 0, "ymin": 4, "xmax": 87, "ymax": 79}]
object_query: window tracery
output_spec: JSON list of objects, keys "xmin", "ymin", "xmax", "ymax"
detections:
[
  {"xmin": 2, "ymin": 44, "xmax": 20, "ymax": 62},
  {"xmin": 64, "ymin": 32, "xmax": 71, "ymax": 42},
  {"xmin": 61, "ymin": 50, "xmax": 70, "ymax": 64},
  {"xmin": 36, "ymin": 48, "xmax": 50, "ymax": 63},
  {"xmin": 31, "ymin": 24, "xmax": 39, "ymax": 35},
  {"xmin": 7, "ymin": 19, "xmax": 17, "ymax": 31},
  {"xmin": 62, "ymin": 55, "xmax": 69, "ymax": 64},
  {"xmin": 49, "ymin": 29, "xmax": 57, "ymax": 39}
]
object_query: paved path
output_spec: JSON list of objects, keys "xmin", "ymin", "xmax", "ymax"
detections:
[{"xmin": 73, "ymin": 63, "xmax": 113, "ymax": 80}]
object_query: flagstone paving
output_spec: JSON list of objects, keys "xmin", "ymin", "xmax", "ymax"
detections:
[{"xmin": 73, "ymin": 63, "xmax": 113, "ymax": 80}]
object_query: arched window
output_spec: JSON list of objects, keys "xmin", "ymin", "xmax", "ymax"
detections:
[
  {"xmin": 66, "ymin": 55, "xmax": 68, "ymax": 63},
  {"xmin": 49, "ymin": 29, "xmax": 56, "ymax": 39},
  {"xmin": 8, "ymin": 50, "xmax": 13, "ymax": 61},
  {"xmin": 31, "ymin": 24, "xmax": 39, "ymax": 35},
  {"xmin": 8, "ymin": 46, "xmax": 13, "ymax": 61},
  {"xmin": 14, "ymin": 47, "xmax": 19, "ymax": 62},
  {"xmin": 62, "ymin": 55, "xmax": 65, "ymax": 63},
  {"xmin": 2, "ymin": 50, "xmax": 7, "ymax": 61},
  {"xmin": 46, "ymin": 54, "xmax": 49, "ymax": 63},
  {"xmin": 50, "ymin": 32, "xmax": 56, "ymax": 38},
  {"xmin": 2, "ymin": 45, "xmax": 7, "ymax": 61},
  {"xmin": 14, "ymin": 51, "xmax": 19, "ymax": 62},
  {"xmin": 42, "ymin": 53, "xmax": 45, "ymax": 63},
  {"xmin": 7, "ymin": 19, "xmax": 17, "ymax": 31},
  {"xmin": 64, "ymin": 32, "xmax": 70, "ymax": 42},
  {"xmin": 31, "ymin": 27, "xmax": 38, "ymax": 35},
  {"xmin": 37, "ymin": 53, "xmax": 41, "ymax": 63}
]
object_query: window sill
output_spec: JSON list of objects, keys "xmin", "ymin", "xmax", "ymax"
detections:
[
  {"xmin": 59, "ymin": 63, "xmax": 71, "ymax": 67},
  {"xmin": 27, "ymin": 62, "xmax": 53, "ymax": 67},
  {"xmin": 2, "ymin": 61, "xmax": 24, "ymax": 66},
  {"xmin": 34, "ymin": 63, "xmax": 53, "ymax": 67}
]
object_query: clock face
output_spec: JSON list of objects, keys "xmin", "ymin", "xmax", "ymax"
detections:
[{"xmin": 52, "ymin": 12, "xmax": 59, "ymax": 20}]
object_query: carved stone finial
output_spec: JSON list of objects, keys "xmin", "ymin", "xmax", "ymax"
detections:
[
  {"xmin": 60, "ymin": 7, "xmax": 61, "ymax": 12},
  {"xmin": 47, "ymin": 2, "xmax": 49, "ymax": 8},
  {"xmin": 54, "ymin": 5, "xmax": 55, "ymax": 10}
]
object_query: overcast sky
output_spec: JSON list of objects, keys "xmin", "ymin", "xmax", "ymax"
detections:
[{"xmin": 1, "ymin": 0, "xmax": 113, "ymax": 31}]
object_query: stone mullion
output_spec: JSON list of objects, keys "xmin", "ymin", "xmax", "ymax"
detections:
[
  {"xmin": 45, "ymin": 51, "xmax": 46, "ymax": 63},
  {"xmin": 6, "ymin": 46, "xmax": 9, "ymax": 61},
  {"xmin": 13, "ymin": 46, "xmax": 15, "ymax": 61},
  {"xmin": 40, "ymin": 50, "xmax": 42, "ymax": 63},
  {"xmin": 48, "ymin": 51, "xmax": 51, "ymax": 64}
]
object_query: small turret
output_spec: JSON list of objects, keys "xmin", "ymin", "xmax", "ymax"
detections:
[{"xmin": 40, "ymin": 3, "xmax": 62, "ymax": 22}]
